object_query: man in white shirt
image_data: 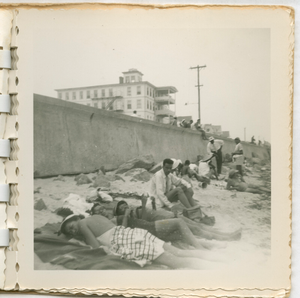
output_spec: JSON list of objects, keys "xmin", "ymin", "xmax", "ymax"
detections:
[
  {"xmin": 149, "ymin": 158, "xmax": 197, "ymax": 210},
  {"xmin": 232, "ymin": 137, "xmax": 245, "ymax": 181},
  {"xmin": 207, "ymin": 136, "xmax": 224, "ymax": 175}
]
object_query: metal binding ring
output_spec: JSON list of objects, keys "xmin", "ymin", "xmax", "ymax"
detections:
[
  {"xmin": 0, "ymin": 229, "xmax": 9, "ymax": 247},
  {"xmin": 0, "ymin": 50, "xmax": 11, "ymax": 69},
  {"xmin": 0, "ymin": 184, "xmax": 9, "ymax": 202},
  {"xmin": 0, "ymin": 139, "xmax": 10, "ymax": 157},
  {"xmin": 0, "ymin": 94, "xmax": 10, "ymax": 113}
]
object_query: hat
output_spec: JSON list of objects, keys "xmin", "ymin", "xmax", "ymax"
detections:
[
  {"xmin": 228, "ymin": 169, "xmax": 239, "ymax": 179},
  {"xmin": 234, "ymin": 137, "xmax": 240, "ymax": 142},
  {"xmin": 113, "ymin": 200, "xmax": 128, "ymax": 216},
  {"xmin": 57, "ymin": 214, "xmax": 78, "ymax": 236},
  {"xmin": 208, "ymin": 136, "xmax": 214, "ymax": 142},
  {"xmin": 171, "ymin": 159, "xmax": 181, "ymax": 170}
]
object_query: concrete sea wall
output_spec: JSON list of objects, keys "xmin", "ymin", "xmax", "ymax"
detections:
[{"xmin": 34, "ymin": 94, "xmax": 270, "ymax": 177}]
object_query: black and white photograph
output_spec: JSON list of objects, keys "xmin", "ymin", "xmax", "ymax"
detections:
[{"xmin": 30, "ymin": 8, "xmax": 274, "ymax": 271}]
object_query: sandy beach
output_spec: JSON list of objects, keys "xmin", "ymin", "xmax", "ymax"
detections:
[{"xmin": 34, "ymin": 161, "xmax": 271, "ymax": 269}]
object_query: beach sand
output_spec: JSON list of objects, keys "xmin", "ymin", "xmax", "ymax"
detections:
[{"xmin": 34, "ymin": 163, "xmax": 271, "ymax": 269}]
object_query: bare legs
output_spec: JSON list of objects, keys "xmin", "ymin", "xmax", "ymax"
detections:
[
  {"xmin": 164, "ymin": 243, "xmax": 227, "ymax": 263},
  {"xmin": 154, "ymin": 246, "xmax": 220, "ymax": 270},
  {"xmin": 178, "ymin": 215, "xmax": 242, "ymax": 241},
  {"xmin": 166, "ymin": 187, "xmax": 197, "ymax": 208},
  {"xmin": 236, "ymin": 165, "xmax": 245, "ymax": 182},
  {"xmin": 155, "ymin": 218, "xmax": 205, "ymax": 249}
]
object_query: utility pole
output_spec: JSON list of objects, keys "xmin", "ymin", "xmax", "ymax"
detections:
[{"xmin": 190, "ymin": 65, "xmax": 206, "ymax": 124}]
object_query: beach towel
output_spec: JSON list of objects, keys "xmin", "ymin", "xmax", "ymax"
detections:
[{"xmin": 34, "ymin": 223, "xmax": 166, "ymax": 270}]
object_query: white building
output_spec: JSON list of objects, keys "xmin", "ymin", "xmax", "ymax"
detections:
[{"xmin": 55, "ymin": 69, "xmax": 177, "ymax": 123}]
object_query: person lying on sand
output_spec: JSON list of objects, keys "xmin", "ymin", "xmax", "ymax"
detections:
[
  {"xmin": 58, "ymin": 213, "xmax": 226, "ymax": 269},
  {"xmin": 91, "ymin": 197, "xmax": 223, "ymax": 250},
  {"xmin": 226, "ymin": 170, "xmax": 265, "ymax": 194},
  {"xmin": 92, "ymin": 197, "xmax": 242, "ymax": 242}
]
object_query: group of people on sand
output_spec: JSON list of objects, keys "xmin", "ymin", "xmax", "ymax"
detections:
[
  {"xmin": 58, "ymin": 156, "xmax": 244, "ymax": 270},
  {"xmin": 57, "ymin": 136, "xmax": 262, "ymax": 269}
]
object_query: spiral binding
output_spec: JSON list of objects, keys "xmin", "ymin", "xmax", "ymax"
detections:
[{"xmin": 0, "ymin": 9, "xmax": 18, "ymax": 290}]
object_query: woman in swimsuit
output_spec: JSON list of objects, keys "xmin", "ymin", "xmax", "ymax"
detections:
[{"xmin": 59, "ymin": 214, "xmax": 226, "ymax": 269}]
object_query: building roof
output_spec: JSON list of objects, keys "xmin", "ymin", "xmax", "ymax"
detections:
[
  {"xmin": 156, "ymin": 86, "xmax": 178, "ymax": 93},
  {"xmin": 55, "ymin": 81, "xmax": 159, "ymax": 92},
  {"xmin": 122, "ymin": 69, "xmax": 144, "ymax": 76}
]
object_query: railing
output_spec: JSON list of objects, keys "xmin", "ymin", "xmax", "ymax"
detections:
[
  {"xmin": 155, "ymin": 108, "xmax": 175, "ymax": 117},
  {"xmin": 154, "ymin": 95, "xmax": 175, "ymax": 104}
]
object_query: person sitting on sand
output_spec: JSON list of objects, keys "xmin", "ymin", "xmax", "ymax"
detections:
[
  {"xmin": 107, "ymin": 199, "xmax": 241, "ymax": 242},
  {"xmin": 150, "ymin": 158, "xmax": 197, "ymax": 210},
  {"xmin": 170, "ymin": 158, "xmax": 183, "ymax": 177},
  {"xmin": 226, "ymin": 170, "xmax": 264, "ymax": 194},
  {"xmin": 58, "ymin": 213, "xmax": 226, "ymax": 269}
]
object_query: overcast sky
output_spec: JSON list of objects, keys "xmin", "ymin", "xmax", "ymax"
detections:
[{"xmin": 30, "ymin": 9, "xmax": 270, "ymax": 142}]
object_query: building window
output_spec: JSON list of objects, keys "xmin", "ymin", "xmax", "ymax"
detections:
[
  {"xmin": 94, "ymin": 102, "xmax": 98, "ymax": 108},
  {"xmin": 94, "ymin": 90, "xmax": 98, "ymax": 98},
  {"xmin": 127, "ymin": 100, "xmax": 132, "ymax": 109},
  {"xmin": 80, "ymin": 91, "xmax": 83, "ymax": 99},
  {"xmin": 72, "ymin": 92, "xmax": 76, "ymax": 100},
  {"xmin": 137, "ymin": 99, "xmax": 141, "ymax": 109},
  {"xmin": 87, "ymin": 90, "xmax": 90, "ymax": 98},
  {"xmin": 102, "ymin": 101, "xmax": 106, "ymax": 109},
  {"xmin": 127, "ymin": 87, "xmax": 131, "ymax": 96},
  {"xmin": 109, "ymin": 89, "xmax": 113, "ymax": 97},
  {"xmin": 126, "ymin": 76, "xmax": 130, "ymax": 83},
  {"xmin": 65, "ymin": 93, "xmax": 69, "ymax": 100},
  {"xmin": 137, "ymin": 86, "xmax": 141, "ymax": 95},
  {"xmin": 147, "ymin": 87, "xmax": 149, "ymax": 96},
  {"xmin": 147, "ymin": 100, "xmax": 149, "ymax": 109},
  {"xmin": 58, "ymin": 93, "xmax": 62, "ymax": 99},
  {"xmin": 101, "ymin": 89, "xmax": 105, "ymax": 97},
  {"xmin": 138, "ymin": 76, "xmax": 142, "ymax": 82},
  {"xmin": 150, "ymin": 101, "xmax": 152, "ymax": 110},
  {"xmin": 150, "ymin": 89, "xmax": 152, "ymax": 97},
  {"xmin": 131, "ymin": 75, "xmax": 135, "ymax": 82}
]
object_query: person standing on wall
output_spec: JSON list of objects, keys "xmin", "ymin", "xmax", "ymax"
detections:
[
  {"xmin": 231, "ymin": 137, "xmax": 245, "ymax": 182},
  {"xmin": 207, "ymin": 136, "xmax": 224, "ymax": 175}
]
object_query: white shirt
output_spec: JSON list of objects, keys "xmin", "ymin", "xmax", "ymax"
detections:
[
  {"xmin": 234, "ymin": 142, "xmax": 243, "ymax": 154},
  {"xmin": 233, "ymin": 143, "xmax": 244, "ymax": 165},
  {"xmin": 189, "ymin": 164, "xmax": 198, "ymax": 172},
  {"xmin": 149, "ymin": 169, "xmax": 191, "ymax": 208},
  {"xmin": 207, "ymin": 140, "xmax": 224, "ymax": 154}
]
